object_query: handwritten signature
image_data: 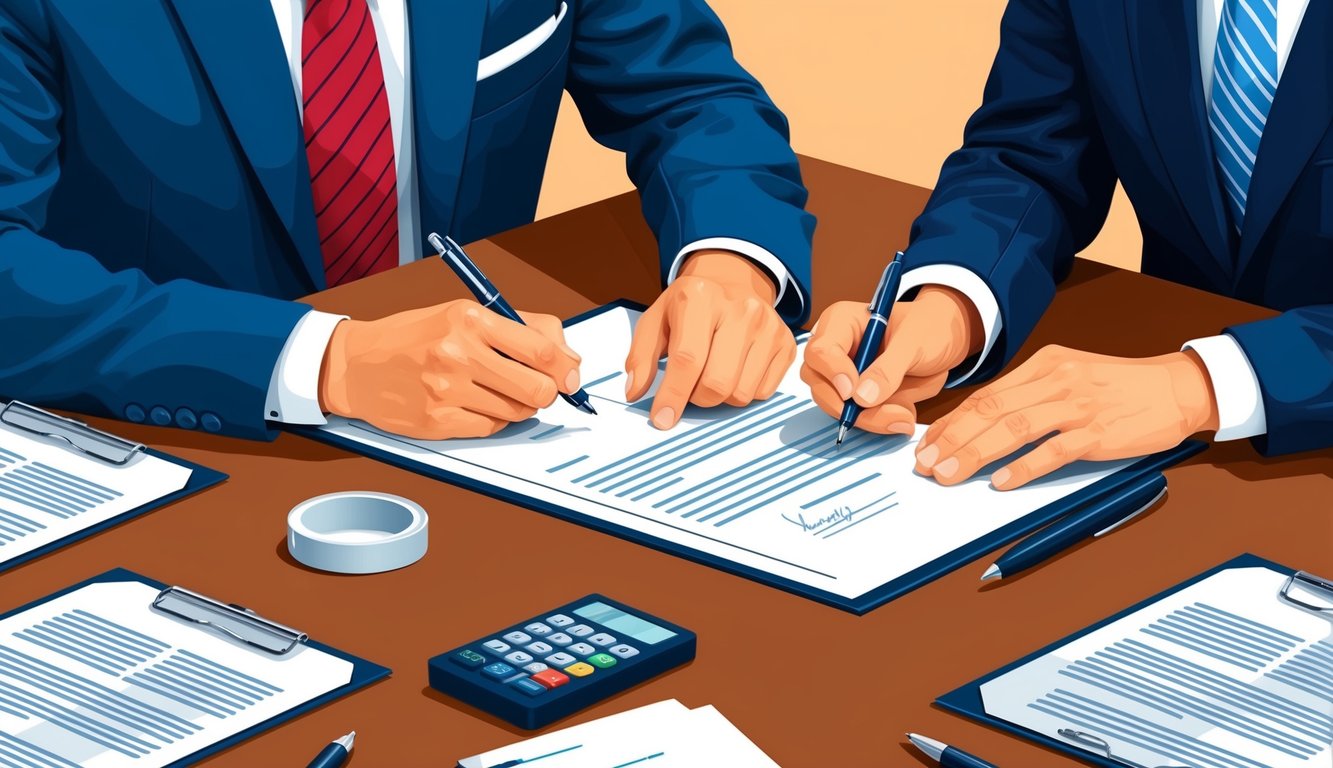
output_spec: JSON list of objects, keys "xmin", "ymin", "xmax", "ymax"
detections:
[{"xmin": 781, "ymin": 506, "xmax": 855, "ymax": 533}]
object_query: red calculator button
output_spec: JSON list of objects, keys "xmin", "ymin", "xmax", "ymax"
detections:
[{"xmin": 531, "ymin": 669, "xmax": 570, "ymax": 689}]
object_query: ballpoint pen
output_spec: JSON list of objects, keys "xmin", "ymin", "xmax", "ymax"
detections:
[
  {"xmin": 428, "ymin": 232, "xmax": 596, "ymax": 416},
  {"xmin": 835, "ymin": 250, "xmax": 905, "ymax": 447},
  {"xmin": 981, "ymin": 472, "xmax": 1168, "ymax": 581},
  {"xmin": 907, "ymin": 733, "xmax": 998, "ymax": 768},
  {"xmin": 306, "ymin": 731, "xmax": 355, "ymax": 768}
]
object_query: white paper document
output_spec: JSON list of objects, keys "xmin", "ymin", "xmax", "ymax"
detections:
[
  {"xmin": 0, "ymin": 424, "xmax": 192, "ymax": 568},
  {"xmin": 319, "ymin": 306, "xmax": 1133, "ymax": 600},
  {"xmin": 459, "ymin": 699, "xmax": 780, "ymax": 768},
  {"xmin": 0, "ymin": 580, "xmax": 353, "ymax": 767},
  {"xmin": 982, "ymin": 566, "xmax": 1333, "ymax": 768}
]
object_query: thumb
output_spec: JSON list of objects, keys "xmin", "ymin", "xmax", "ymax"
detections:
[
  {"xmin": 852, "ymin": 330, "xmax": 918, "ymax": 409},
  {"xmin": 624, "ymin": 304, "xmax": 667, "ymax": 402}
]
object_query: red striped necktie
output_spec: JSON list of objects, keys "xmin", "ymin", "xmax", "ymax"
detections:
[{"xmin": 302, "ymin": 0, "xmax": 399, "ymax": 287}]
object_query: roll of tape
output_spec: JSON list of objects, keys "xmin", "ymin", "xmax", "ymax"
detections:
[{"xmin": 287, "ymin": 492, "xmax": 428, "ymax": 574}]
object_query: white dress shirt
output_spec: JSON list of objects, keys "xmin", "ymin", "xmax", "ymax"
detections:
[
  {"xmin": 914, "ymin": 0, "xmax": 1310, "ymax": 441},
  {"xmin": 264, "ymin": 0, "xmax": 799, "ymax": 424}
]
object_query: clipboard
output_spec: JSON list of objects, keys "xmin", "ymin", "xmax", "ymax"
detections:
[
  {"xmin": 292, "ymin": 300, "xmax": 1208, "ymax": 615},
  {"xmin": 0, "ymin": 567, "xmax": 391, "ymax": 767},
  {"xmin": 0, "ymin": 401, "xmax": 228, "ymax": 575},
  {"xmin": 935, "ymin": 553, "xmax": 1323, "ymax": 767}
]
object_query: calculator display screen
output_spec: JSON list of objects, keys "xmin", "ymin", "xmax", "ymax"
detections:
[{"xmin": 574, "ymin": 602, "xmax": 676, "ymax": 645}]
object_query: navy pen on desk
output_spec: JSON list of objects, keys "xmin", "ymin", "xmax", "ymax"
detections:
[
  {"xmin": 907, "ymin": 733, "xmax": 998, "ymax": 768},
  {"xmin": 981, "ymin": 472, "xmax": 1168, "ymax": 581},
  {"xmin": 835, "ymin": 251, "xmax": 905, "ymax": 447},
  {"xmin": 306, "ymin": 731, "xmax": 354, "ymax": 768},
  {"xmin": 427, "ymin": 232, "xmax": 596, "ymax": 416}
]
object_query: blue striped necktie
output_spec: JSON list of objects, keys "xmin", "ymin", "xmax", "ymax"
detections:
[{"xmin": 1210, "ymin": 0, "xmax": 1278, "ymax": 230}]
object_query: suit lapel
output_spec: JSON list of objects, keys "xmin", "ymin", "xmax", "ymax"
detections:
[
  {"xmin": 406, "ymin": 0, "xmax": 487, "ymax": 244},
  {"xmin": 1125, "ymin": 0, "xmax": 1234, "ymax": 284},
  {"xmin": 166, "ymin": 0, "xmax": 325, "ymax": 290},
  {"xmin": 1237, "ymin": 0, "xmax": 1333, "ymax": 276}
]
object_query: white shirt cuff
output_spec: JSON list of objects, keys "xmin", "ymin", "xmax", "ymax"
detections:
[
  {"xmin": 1181, "ymin": 334, "xmax": 1268, "ymax": 440},
  {"xmin": 667, "ymin": 238, "xmax": 804, "ymax": 316},
  {"xmin": 896, "ymin": 264, "xmax": 1003, "ymax": 387},
  {"xmin": 264, "ymin": 310, "xmax": 348, "ymax": 425}
]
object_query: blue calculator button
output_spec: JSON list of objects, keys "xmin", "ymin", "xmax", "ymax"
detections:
[
  {"xmin": 546, "ymin": 614, "xmax": 574, "ymax": 627},
  {"xmin": 525, "ymin": 642, "xmax": 553, "ymax": 655},
  {"xmin": 567, "ymin": 624, "xmax": 594, "ymax": 638},
  {"xmin": 522, "ymin": 662, "xmax": 549, "ymax": 674},
  {"xmin": 450, "ymin": 649, "xmax": 487, "ymax": 669},
  {"xmin": 587, "ymin": 633, "xmax": 617, "ymax": 647},
  {"xmin": 482, "ymin": 640, "xmax": 510, "ymax": 654},
  {"xmin": 524, "ymin": 623, "xmax": 553, "ymax": 636},
  {"xmin": 482, "ymin": 662, "xmax": 516, "ymax": 680},
  {"xmin": 609, "ymin": 644, "xmax": 640, "ymax": 659},
  {"xmin": 567, "ymin": 642, "xmax": 595, "ymax": 656},
  {"xmin": 547, "ymin": 633, "xmax": 573, "ymax": 647},
  {"xmin": 504, "ymin": 651, "xmax": 534, "ymax": 666},
  {"xmin": 502, "ymin": 631, "xmax": 532, "ymax": 644},
  {"xmin": 510, "ymin": 677, "xmax": 546, "ymax": 697},
  {"xmin": 544, "ymin": 652, "xmax": 577, "ymax": 667}
]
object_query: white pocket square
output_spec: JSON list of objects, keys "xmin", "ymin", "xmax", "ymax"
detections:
[{"xmin": 476, "ymin": 2, "xmax": 568, "ymax": 82}]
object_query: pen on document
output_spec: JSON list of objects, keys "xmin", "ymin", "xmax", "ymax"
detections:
[
  {"xmin": 907, "ymin": 733, "xmax": 998, "ymax": 768},
  {"xmin": 835, "ymin": 251, "xmax": 905, "ymax": 447},
  {"xmin": 305, "ymin": 731, "xmax": 355, "ymax": 768},
  {"xmin": 981, "ymin": 472, "xmax": 1168, "ymax": 581},
  {"xmin": 427, "ymin": 232, "xmax": 596, "ymax": 416}
]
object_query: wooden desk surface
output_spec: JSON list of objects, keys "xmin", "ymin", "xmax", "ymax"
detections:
[{"xmin": 7, "ymin": 157, "xmax": 1330, "ymax": 767}]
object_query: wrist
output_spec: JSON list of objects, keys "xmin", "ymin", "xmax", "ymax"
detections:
[
  {"xmin": 915, "ymin": 285, "xmax": 985, "ymax": 359},
  {"xmin": 679, "ymin": 249, "xmax": 778, "ymax": 304},
  {"xmin": 1169, "ymin": 350, "xmax": 1222, "ymax": 434},
  {"xmin": 318, "ymin": 320, "xmax": 355, "ymax": 417}
]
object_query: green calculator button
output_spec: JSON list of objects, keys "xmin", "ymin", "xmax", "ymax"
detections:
[{"xmin": 586, "ymin": 653, "xmax": 617, "ymax": 669}]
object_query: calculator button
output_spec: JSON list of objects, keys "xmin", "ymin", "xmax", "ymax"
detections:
[
  {"xmin": 587, "ymin": 633, "xmax": 617, "ymax": 647},
  {"xmin": 567, "ymin": 642, "xmax": 595, "ymax": 656},
  {"xmin": 522, "ymin": 662, "xmax": 549, "ymax": 674},
  {"xmin": 608, "ymin": 644, "xmax": 639, "ymax": 659},
  {"xmin": 502, "ymin": 631, "xmax": 532, "ymax": 644},
  {"xmin": 563, "ymin": 662, "xmax": 595, "ymax": 678},
  {"xmin": 546, "ymin": 614, "xmax": 574, "ymax": 627},
  {"xmin": 481, "ymin": 662, "xmax": 516, "ymax": 680},
  {"xmin": 524, "ymin": 622, "xmax": 552, "ymax": 636},
  {"xmin": 587, "ymin": 653, "xmax": 618, "ymax": 669},
  {"xmin": 531, "ymin": 669, "xmax": 570, "ymax": 690},
  {"xmin": 449, "ymin": 649, "xmax": 487, "ymax": 669},
  {"xmin": 567, "ymin": 624, "xmax": 594, "ymax": 638},
  {"xmin": 547, "ymin": 633, "xmax": 573, "ymax": 647},
  {"xmin": 525, "ymin": 642, "xmax": 553, "ymax": 655},
  {"xmin": 509, "ymin": 677, "xmax": 546, "ymax": 697},
  {"xmin": 545, "ymin": 652, "xmax": 577, "ymax": 667},
  {"xmin": 504, "ymin": 651, "xmax": 534, "ymax": 666},
  {"xmin": 482, "ymin": 640, "xmax": 511, "ymax": 654}
]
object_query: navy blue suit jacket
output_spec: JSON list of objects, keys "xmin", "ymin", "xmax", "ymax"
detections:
[
  {"xmin": 0, "ymin": 0, "xmax": 813, "ymax": 440},
  {"xmin": 907, "ymin": 0, "xmax": 1333, "ymax": 456}
]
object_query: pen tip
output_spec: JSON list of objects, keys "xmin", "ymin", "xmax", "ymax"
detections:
[
  {"xmin": 981, "ymin": 564, "xmax": 1002, "ymax": 581},
  {"xmin": 835, "ymin": 425, "xmax": 848, "ymax": 447},
  {"xmin": 581, "ymin": 401, "xmax": 598, "ymax": 415}
]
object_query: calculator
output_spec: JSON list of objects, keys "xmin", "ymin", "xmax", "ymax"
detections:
[{"xmin": 427, "ymin": 594, "xmax": 696, "ymax": 729}]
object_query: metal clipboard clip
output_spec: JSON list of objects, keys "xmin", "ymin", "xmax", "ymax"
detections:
[
  {"xmin": 151, "ymin": 586, "xmax": 308, "ymax": 656},
  {"xmin": 0, "ymin": 400, "xmax": 145, "ymax": 466},
  {"xmin": 1278, "ymin": 570, "xmax": 1333, "ymax": 614},
  {"xmin": 1058, "ymin": 729, "xmax": 1194, "ymax": 768}
]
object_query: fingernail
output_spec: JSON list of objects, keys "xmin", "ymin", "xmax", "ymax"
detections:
[
  {"xmin": 888, "ymin": 421, "xmax": 914, "ymax": 435},
  {"xmin": 652, "ymin": 407, "xmax": 675, "ymax": 430},
  {"xmin": 624, "ymin": 371, "xmax": 635, "ymax": 398},
  {"xmin": 916, "ymin": 443, "xmax": 940, "ymax": 469},
  {"xmin": 854, "ymin": 379, "xmax": 880, "ymax": 404},
  {"xmin": 565, "ymin": 370, "xmax": 580, "ymax": 393},
  {"xmin": 991, "ymin": 468, "xmax": 1012, "ymax": 488},
  {"xmin": 934, "ymin": 456, "xmax": 960, "ymax": 480},
  {"xmin": 833, "ymin": 373, "xmax": 854, "ymax": 400}
]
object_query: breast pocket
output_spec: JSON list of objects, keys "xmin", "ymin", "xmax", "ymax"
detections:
[{"xmin": 473, "ymin": 1, "xmax": 572, "ymax": 118}]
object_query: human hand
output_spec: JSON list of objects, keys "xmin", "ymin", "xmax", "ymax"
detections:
[
  {"xmin": 915, "ymin": 346, "xmax": 1221, "ymax": 489},
  {"xmin": 800, "ymin": 286, "xmax": 982, "ymax": 434},
  {"xmin": 624, "ymin": 250, "xmax": 796, "ymax": 429},
  {"xmin": 318, "ymin": 300, "xmax": 582, "ymax": 439}
]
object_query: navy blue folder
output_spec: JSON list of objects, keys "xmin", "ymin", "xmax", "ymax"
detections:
[
  {"xmin": 0, "ymin": 567, "xmax": 391, "ymax": 767},
  {"xmin": 0, "ymin": 450, "xmax": 227, "ymax": 575},
  {"xmin": 294, "ymin": 300, "xmax": 1207, "ymax": 615},
  {"xmin": 936, "ymin": 553, "xmax": 1297, "ymax": 767}
]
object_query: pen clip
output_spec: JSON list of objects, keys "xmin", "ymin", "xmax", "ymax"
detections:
[
  {"xmin": 867, "ymin": 251, "xmax": 904, "ymax": 315},
  {"xmin": 151, "ymin": 586, "xmax": 308, "ymax": 655},
  {"xmin": 1093, "ymin": 485, "xmax": 1167, "ymax": 537},
  {"xmin": 0, "ymin": 400, "xmax": 145, "ymax": 465},
  {"xmin": 1278, "ymin": 570, "xmax": 1333, "ymax": 614},
  {"xmin": 1057, "ymin": 729, "xmax": 1194, "ymax": 768}
]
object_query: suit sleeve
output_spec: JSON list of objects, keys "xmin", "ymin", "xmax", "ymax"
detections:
[
  {"xmin": 562, "ymin": 0, "xmax": 815, "ymax": 326},
  {"xmin": 904, "ymin": 0, "xmax": 1118, "ymax": 380},
  {"xmin": 0, "ymin": 2, "xmax": 309, "ymax": 440},
  {"xmin": 1225, "ymin": 307, "xmax": 1333, "ymax": 456}
]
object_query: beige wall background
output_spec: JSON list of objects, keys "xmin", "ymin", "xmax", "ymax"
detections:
[{"xmin": 536, "ymin": 0, "xmax": 1143, "ymax": 271}]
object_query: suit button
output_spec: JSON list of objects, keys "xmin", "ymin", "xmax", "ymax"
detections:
[
  {"xmin": 201, "ymin": 413, "xmax": 222, "ymax": 433},
  {"xmin": 175, "ymin": 407, "xmax": 198, "ymax": 429},
  {"xmin": 149, "ymin": 406, "xmax": 171, "ymax": 425},
  {"xmin": 124, "ymin": 404, "xmax": 146, "ymax": 423}
]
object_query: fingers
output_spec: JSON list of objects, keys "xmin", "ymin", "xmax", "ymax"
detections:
[
  {"xmin": 624, "ymin": 303, "xmax": 667, "ymax": 402},
  {"xmin": 476, "ymin": 310, "xmax": 582, "ymax": 395},
  {"xmin": 466, "ymin": 351, "xmax": 561, "ymax": 410},
  {"xmin": 422, "ymin": 375, "xmax": 538, "ymax": 423},
  {"xmin": 991, "ymin": 428, "xmax": 1101, "ymax": 490},
  {"xmin": 922, "ymin": 401, "xmax": 1085, "ymax": 486},
  {"xmin": 851, "ymin": 327, "xmax": 917, "ymax": 409},
  {"xmin": 421, "ymin": 406, "xmax": 508, "ymax": 440},
  {"xmin": 917, "ymin": 381, "xmax": 1063, "ymax": 469},
  {"xmin": 801, "ymin": 301, "xmax": 865, "ymax": 401},
  {"xmin": 693, "ymin": 305, "xmax": 757, "ymax": 408},
  {"xmin": 518, "ymin": 311, "xmax": 581, "ymax": 361},
  {"xmin": 753, "ymin": 339, "xmax": 797, "ymax": 402},
  {"xmin": 649, "ymin": 299, "xmax": 715, "ymax": 429}
]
